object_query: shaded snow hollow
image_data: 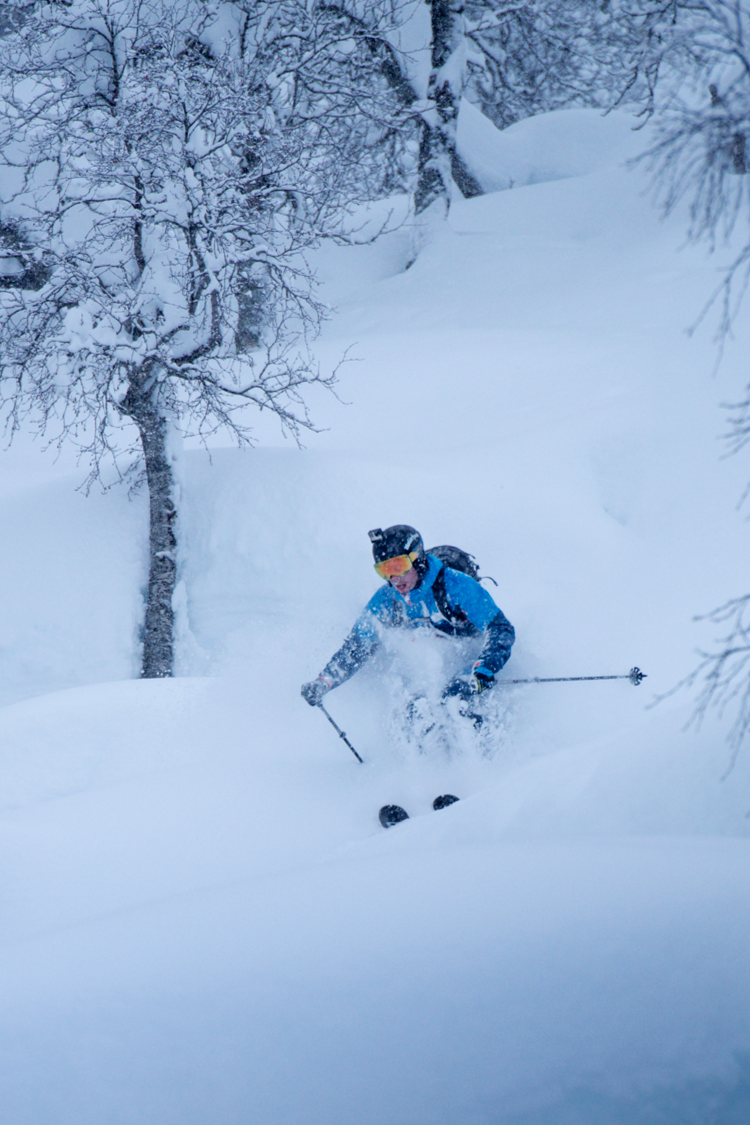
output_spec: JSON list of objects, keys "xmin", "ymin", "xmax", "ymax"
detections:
[{"xmin": 1, "ymin": 109, "xmax": 749, "ymax": 1124}]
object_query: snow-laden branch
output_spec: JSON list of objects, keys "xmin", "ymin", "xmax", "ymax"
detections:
[{"xmin": 0, "ymin": 0, "xmax": 403, "ymax": 480}]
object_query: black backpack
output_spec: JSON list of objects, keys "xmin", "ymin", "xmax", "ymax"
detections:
[
  {"xmin": 426, "ymin": 545, "xmax": 496, "ymax": 628},
  {"xmin": 427, "ymin": 545, "xmax": 480, "ymax": 580}
]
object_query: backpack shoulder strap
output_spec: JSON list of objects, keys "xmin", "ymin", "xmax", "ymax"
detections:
[{"xmin": 432, "ymin": 564, "xmax": 469, "ymax": 626}]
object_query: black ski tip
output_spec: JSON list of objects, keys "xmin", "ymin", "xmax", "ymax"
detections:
[
  {"xmin": 379, "ymin": 804, "xmax": 409, "ymax": 829},
  {"xmin": 433, "ymin": 794, "xmax": 459, "ymax": 811}
]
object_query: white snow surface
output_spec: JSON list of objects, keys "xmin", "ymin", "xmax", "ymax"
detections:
[{"xmin": 1, "ymin": 109, "xmax": 750, "ymax": 1124}]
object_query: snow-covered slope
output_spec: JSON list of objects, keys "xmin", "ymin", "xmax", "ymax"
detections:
[{"xmin": 1, "ymin": 110, "xmax": 749, "ymax": 1124}]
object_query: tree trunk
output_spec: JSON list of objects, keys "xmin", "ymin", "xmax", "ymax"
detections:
[
  {"xmin": 415, "ymin": 0, "xmax": 482, "ymax": 215},
  {"xmin": 121, "ymin": 373, "xmax": 177, "ymax": 678},
  {"xmin": 732, "ymin": 132, "xmax": 746, "ymax": 174},
  {"xmin": 319, "ymin": 2, "xmax": 481, "ymax": 211}
]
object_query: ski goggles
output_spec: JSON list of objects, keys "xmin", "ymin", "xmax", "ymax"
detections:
[{"xmin": 374, "ymin": 551, "xmax": 420, "ymax": 580}]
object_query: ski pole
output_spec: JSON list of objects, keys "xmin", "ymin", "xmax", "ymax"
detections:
[
  {"xmin": 317, "ymin": 702, "xmax": 364, "ymax": 763},
  {"xmin": 495, "ymin": 666, "xmax": 646, "ymax": 687}
]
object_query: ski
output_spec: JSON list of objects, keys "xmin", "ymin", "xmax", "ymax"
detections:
[
  {"xmin": 433, "ymin": 794, "xmax": 459, "ymax": 810},
  {"xmin": 379, "ymin": 804, "xmax": 409, "ymax": 828},
  {"xmin": 379, "ymin": 795, "xmax": 460, "ymax": 828}
]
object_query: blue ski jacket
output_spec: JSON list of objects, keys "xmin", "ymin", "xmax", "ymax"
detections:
[{"xmin": 321, "ymin": 554, "xmax": 515, "ymax": 688}]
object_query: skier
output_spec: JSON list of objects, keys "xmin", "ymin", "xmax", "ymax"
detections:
[{"xmin": 300, "ymin": 526, "xmax": 515, "ymax": 720}]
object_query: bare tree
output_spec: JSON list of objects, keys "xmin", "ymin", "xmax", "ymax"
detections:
[
  {"xmin": 413, "ymin": 0, "xmax": 482, "ymax": 215},
  {"xmin": 670, "ymin": 595, "xmax": 750, "ymax": 772},
  {"xmin": 465, "ymin": 0, "xmax": 625, "ymax": 128},
  {"xmin": 315, "ymin": 1, "xmax": 665, "ymax": 223},
  {"xmin": 317, "ymin": 0, "xmax": 482, "ymax": 218},
  {"xmin": 629, "ymin": 2, "xmax": 750, "ymax": 753},
  {"xmin": 411, "ymin": 0, "xmax": 647, "ymax": 216},
  {"xmin": 0, "ymin": 0, "xmax": 398, "ymax": 677},
  {"xmin": 632, "ymin": 1, "xmax": 750, "ymax": 332},
  {"xmin": 664, "ymin": 383, "xmax": 750, "ymax": 758}
]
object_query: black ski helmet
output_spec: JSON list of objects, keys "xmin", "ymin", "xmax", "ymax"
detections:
[{"xmin": 368, "ymin": 525, "xmax": 427, "ymax": 576}]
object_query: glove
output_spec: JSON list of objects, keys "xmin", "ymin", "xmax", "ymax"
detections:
[
  {"xmin": 471, "ymin": 664, "xmax": 495, "ymax": 694},
  {"xmin": 301, "ymin": 675, "xmax": 333, "ymax": 706}
]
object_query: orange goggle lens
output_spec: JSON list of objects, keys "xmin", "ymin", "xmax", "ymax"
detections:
[{"xmin": 374, "ymin": 551, "xmax": 419, "ymax": 579}]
